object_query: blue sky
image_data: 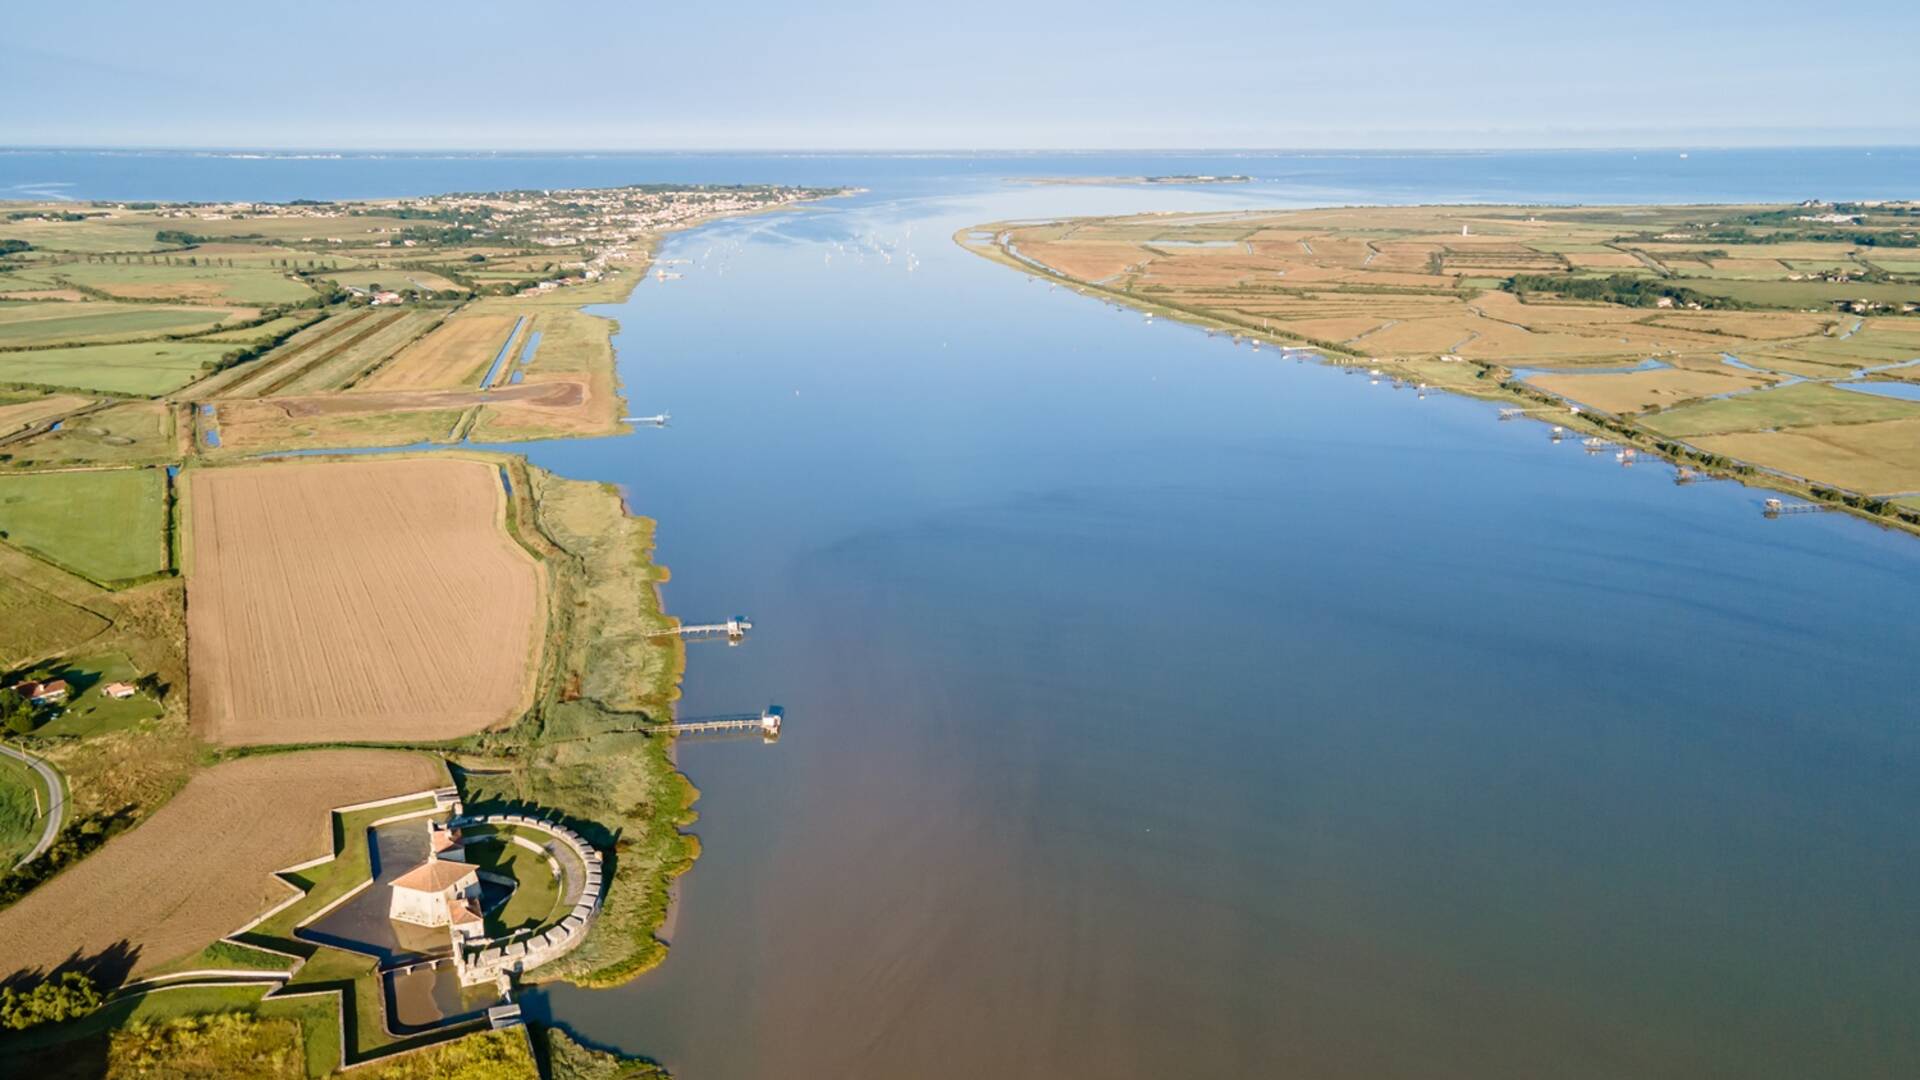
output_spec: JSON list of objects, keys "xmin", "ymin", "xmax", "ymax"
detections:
[{"xmin": 11, "ymin": 1, "xmax": 1918, "ymax": 149}]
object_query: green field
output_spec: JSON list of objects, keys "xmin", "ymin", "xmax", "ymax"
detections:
[
  {"xmin": 0, "ymin": 267, "xmax": 69, "ymax": 293},
  {"xmin": 1672, "ymin": 275, "xmax": 1920, "ymax": 309},
  {"xmin": 0, "ymin": 468, "xmax": 169, "ymax": 583},
  {"xmin": 32, "ymin": 651, "xmax": 164, "ymax": 737},
  {"xmin": 322, "ymin": 268, "xmax": 465, "ymax": 294},
  {"xmin": 50, "ymin": 262, "xmax": 314, "ymax": 305},
  {"xmin": 4, "ymin": 400, "xmax": 176, "ymax": 468},
  {"xmin": 0, "ymin": 301, "xmax": 237, "ymax": 346},
  {"xmin": 0, "ymin": 753, "xmax": 47, "ymax": 867},
  {"xmin": 0, "ymin": 565, "xmax": 110, "ymax": 666},
  {"xmin": 199, "ymin": 313, "xmax": 323, "ymax": 344},
  {"xmin": 1641, "ymin": 381, "xmax": 1920, "ymax": 438},
  {"xmin": 0, "ymin": 339, "xmax": 228, "ymax": 394},
  {"xmin": 0, "ymin": 217, "xmax": 168, "ymax": 254}
]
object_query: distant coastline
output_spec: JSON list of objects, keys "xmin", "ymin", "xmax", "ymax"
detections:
[
  {"xmin": 1009, "ymin": 174, "xmax": 1252, "ymax": 187},
  {"xmin": 957, "ymin": 202, "xmax": 1920, "ymax": 541}
]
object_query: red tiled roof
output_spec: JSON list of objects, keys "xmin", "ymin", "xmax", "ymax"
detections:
[{"xmin": 390, "ymin": 858, "xmax": 478, "ymax": 894}]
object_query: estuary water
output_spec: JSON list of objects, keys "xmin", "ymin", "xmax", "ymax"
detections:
[{"xmin": 13, "ymin": 150, "xmax": 1920, "ymax": 1077}]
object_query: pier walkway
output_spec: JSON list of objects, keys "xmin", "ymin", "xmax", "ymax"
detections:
[
  {"xmin": 661, "ymin": 708, "xmax": 783, "ymax": 738},
  {"xmin": 1763, "ymin": 498, "xmax": 1830, "ymax": 517},
  {"xmin": 652, "ymin": 616, "xmax": 752, "ymax": 639}
]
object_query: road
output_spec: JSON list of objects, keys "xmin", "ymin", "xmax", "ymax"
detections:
[{"xmin": 0, "ymin": 742, "xmax": 64, "ymax": 868}]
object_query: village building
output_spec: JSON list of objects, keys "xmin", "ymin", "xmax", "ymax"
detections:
[
  {"xmin": 389, "ymin": 821, "xmax": 486, "ymax": 938},
  {"xmin": 11, "ymin": 680, "xmax": 69, "ymax": 705}
]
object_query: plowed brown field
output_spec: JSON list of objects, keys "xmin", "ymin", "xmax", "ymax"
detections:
[
  {"xmin": 0, "ymin": 749, "xmax": 445, "ymax": 980},
  {"xmin": 187, "ymin": 458, "xmax": 542, "ymax": 745}
]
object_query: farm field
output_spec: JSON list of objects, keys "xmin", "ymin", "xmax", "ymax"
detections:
[
  {"xmin": 1690, "ymin": 418, "xmax": 1920, "ymax": 494},
  {"xmin": 361, "ymin": 311, "xmax": 520, "ymax": 390},
  {"xmin": 1524, "ymin": 367, "xmax": 1770, "ymax": 414},
  {"xmin": 0, "ymin": 392, "xmax": 91, "ymax": 437},
  {"xmin": 194, "ymin": 308, "xmax": 445, "ymax": 399},
  {"xmin": 203, "ymin": 397, "xmax": 469, "ymax": 454},
  {"xmin": 0, "ymin": 467, "xmax": 169, "ymax": 583},
  {"xmin": 321, "ymin": 267, "xmax": 465, "ymax": 294},
  {"xmin": 183, "ymin": 309, "xmax": 385, "ymax": 398},
  {"xmin": 186, "ymin": 457, "xmax": 543, "ymax": 745},
  {"xmin": 0, "ymin": 749, "xmax": 446, "ymax": 982},
  {"xmin": 0, "ymin": 300, "xmax": 241, "ymax": 346},
  {"xmin": 48, "ymin": 261, "xmax": 314, "ymax": 305},
  {"xmin": 1, "ymin": 399, "xmax": 174, "ymax": 467},
  {"xmin": 1639, "ymin": 381, "xmax": 1920, "ymax": 438},
  {"xmin": 0, "ymin": 339, "xmax": 230, "ymax": 395},
  {"xmin": 271, "ymin": 309, "xmax": 443, "ymax": 395},
  {"xmin": 198, "ymin": 312, "xmax": 323, "ymax": 344},
  {"xmin": 0, "ymin": 566, "xmax": 111, "ymax": 665},
  {"xmin": 0, "ymin": 215, "xmax": 170, "ymax": 253}
]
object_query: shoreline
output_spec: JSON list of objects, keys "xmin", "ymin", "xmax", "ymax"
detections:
[{"xmin": 955, "ymin": 219, "xmax": 1920, "ymax": 543}]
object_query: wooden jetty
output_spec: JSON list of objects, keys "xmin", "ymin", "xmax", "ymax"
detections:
[
  {"xmin": 1762, "ymin": 498, "xmax": 1829, "ymax": 517},
  {"xmin": 651, "ymin": 615, "xmax": 752, "ymax": 640},
  {"xmin": 663, "ymin": 707, "xmax": 783, "ymax": 738}
]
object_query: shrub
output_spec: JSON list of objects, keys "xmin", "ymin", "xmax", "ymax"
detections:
[{"xmin": 0, "ymin": 972, "xmax": 102, "ymax": 1030}]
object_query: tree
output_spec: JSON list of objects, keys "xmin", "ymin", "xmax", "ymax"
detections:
[
  {"xmin": 0, "ymin": 688, "xmax": 32, "ymax": 736},
  {"xmin": 0, "ymin": 972, "xmax": 102, "ymax": 1030}
]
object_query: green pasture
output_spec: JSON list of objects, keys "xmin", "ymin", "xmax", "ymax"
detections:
[
  {"xmin": 0, "ymin": 339, "xmax": 228, "ymax": 394},
  {"xmin": 321, "ymin": 268, "xmax": 464, "ymax": 293},
  {"xmin": 0, "ymin": 218, "xmax": 168, "ymax": 254},
  {"xmin": 1641, "ymin": 381, "xmax": 1920, "ymax": 438},
  {"xmin": 52, "ymin": 262, "xmax": 314, "ymax": 305},
  {"xmin": 1672, "ymin": 276, "xmax": 1920, "ymax": 310},
  {"xmin": 0, "ymin": 468, "xmax": 169, "ymax": 583},
  {"xmin": 0, "ymin": 301, "xmax": 236, "ymax": 346}
]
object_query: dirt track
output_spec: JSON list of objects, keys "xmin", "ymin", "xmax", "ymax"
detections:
[
  {"xmin": 187, "ymin": 457, "xmax": 543, "ymax": 745},
  {"xmin": 0, "ymin": 750, "xmax": 444, "ymax": 980}
]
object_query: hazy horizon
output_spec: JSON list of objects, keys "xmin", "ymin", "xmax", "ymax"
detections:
[
  {"xmin": 7, "ymin": 142, "xmax": 1918, "ymax": 155},
  {"xmin": 15, "ymin": 0, "xmax": 1918, "ymax": 151}
]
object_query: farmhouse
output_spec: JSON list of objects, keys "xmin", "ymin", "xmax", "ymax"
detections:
[
  {"xmin": 389, "ymin": 821, "xmax": 486, "ymax": 937},
  {"xmin": 11, "ymin": 679, "xmax": 68, "ymax": 705},
  {"xmin": 103, "ymin": 681, "xmax": 137, "ymax": 699}
]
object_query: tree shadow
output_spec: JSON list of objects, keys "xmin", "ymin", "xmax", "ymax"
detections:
[
  {"xmin": 1, "ymin": 939, "xmax": 142, "ymax": 994},
  {"xmin": 0, "ymin": 941, "xmax": 144, "ymax": 1078}
]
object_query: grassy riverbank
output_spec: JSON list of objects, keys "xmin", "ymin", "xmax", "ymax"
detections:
[{"xmin": 459, "ymin": 462, "xmax": 696, "ymax": 988}]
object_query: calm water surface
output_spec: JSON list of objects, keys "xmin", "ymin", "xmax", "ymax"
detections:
[
  {"xmin": 515, "ymin": 168, "xmax": 1919, "ymax": 1078},
  {"xmin": 15, "ymin": 151, "xmax": 1920, "ymax": 1077}
]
